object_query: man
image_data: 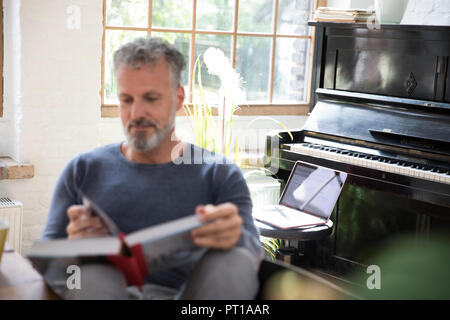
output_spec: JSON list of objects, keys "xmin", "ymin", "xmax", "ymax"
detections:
[{"xmin": 41, "ymin": 37, "xmax": 263, "ymax": 300}]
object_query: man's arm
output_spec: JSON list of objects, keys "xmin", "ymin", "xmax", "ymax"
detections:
[
  {"xmin": 41, "ymin": 158, "xmax": 79, "ymax": 240},
  {"xmin": 190, "ymin": 163, "xmax": 264, "ymax": 264},
  {"xmin": 41, "ymin": 156, "xmax": 108, "ymax": 240}
]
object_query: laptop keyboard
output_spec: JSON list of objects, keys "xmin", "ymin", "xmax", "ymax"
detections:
[{"xmin": 253, "ymin": 204, "xmax": 327, "ymax": 229}]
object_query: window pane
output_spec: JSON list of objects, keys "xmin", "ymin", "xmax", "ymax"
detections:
[
  {"xmin": 277, "ymin": 0, "xmax": 313, "ymax": 35},
  {"xmin": 273, "ymin": 38, "xmax": 310, "ymax": 103},
  {"xmin": 235, "ymin": 37, "xmax": 271, "ymax": 102},
  {"xmin": 238, "ymin": 0, "xmax": 274, "ymax": 33},
  {"xmin": 104, "ymin": 30, "xmax": 148, "ymax": 103},
  {"xmin": 196, "ymin": 0, "xmax": 234, "ymax": 31},
  {"xmin": 106, "ymin": 0, "xmax": 148, "ymax": 27},
  {"xmin": 152, "ymin": 0, "xmax": 193, "ymax": 29},
  {"xmin": 151, "ymin": 32, "xmax": 191, "ymax": 87},
  {"xmin": 194, "ymin": 34, "xmax": 233, "ymax": 102}
]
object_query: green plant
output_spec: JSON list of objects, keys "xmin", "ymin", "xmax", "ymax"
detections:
[
  {"xmin": 183, "ymin": 48, "xmax": 242, "ymax": 163},
  {"xmin": 260, "ymin": 236, "xmax": 281, "ymax": 260},
  {"xmin": 184, "ymin": 47, "xmax": 295, "ymax": 258}
]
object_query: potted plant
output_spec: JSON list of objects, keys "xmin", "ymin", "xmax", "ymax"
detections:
[{"xmin": 184, "ymin": 47, "xmax": 293, "ymax": 259}]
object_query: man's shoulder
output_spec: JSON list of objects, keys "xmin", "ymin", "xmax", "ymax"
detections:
[
  {"xmin": 66, "ymin": 143, "xmax": 121, "ymax": 169},
  {"xmin": 80, "ymin": 142, "xmax": 121, "ymax": 159},
  {"xmin": 186, "ymin": 144, "xmax": 244, "ymax": 182},
  {"xmin": 188, "ymin": 143, "xmax": 237, "ymax": 167}
]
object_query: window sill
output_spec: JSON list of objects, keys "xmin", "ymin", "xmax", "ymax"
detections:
[
  {"xmin": 101, "ymin": 104, "xmax": 310, "ymax": 118},
  {"xmin": 0, "ymin": 157, "xmax": 34, "ymax": 180}
]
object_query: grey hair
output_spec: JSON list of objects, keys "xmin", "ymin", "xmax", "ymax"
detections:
[{"xmin": 113, "ymin": 37, "xmax": 186, "ymax": 87}]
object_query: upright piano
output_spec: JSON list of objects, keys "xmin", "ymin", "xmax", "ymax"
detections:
[{"xmin": 265, "ymin": 22, "xmax": 450, "ymax": 286}]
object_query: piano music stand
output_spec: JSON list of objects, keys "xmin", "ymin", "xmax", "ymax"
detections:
[{"xmin": 255, "ymin": 219, "xmax": 333, "ymax": 265}]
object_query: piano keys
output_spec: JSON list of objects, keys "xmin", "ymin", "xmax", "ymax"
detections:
[
  {"xmin": 266, "ymin": 89, "xmax": 450, "ymax": 207},
  {"xmin": 289, "ymin": 142, "xmax": 450, "ymax": 184}
]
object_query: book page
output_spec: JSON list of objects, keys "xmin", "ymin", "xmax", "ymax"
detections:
[
  {"xmin": 28, "ymin": 236, "xmax": 120, "ymax": 257},
  {"xmin": 125, "ymin": 215, "xmax": 203, "ymax": 245},
  {"xmin": 82, "ymin": 194, "xmax": 121, "ymax": 236},
  {"xmin": 125, "ymin": 215, "xmax": 206, "ymax": 271},
  {"xmin": 138, "ymin": 231, "xmax": 207, "ymax": 271},
  {"xmin": 253, "ymin": 205, "xmax": 326, "ymax": 229}
]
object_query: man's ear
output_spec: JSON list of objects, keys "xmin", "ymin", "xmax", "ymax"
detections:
[{"xmin": 176, "ymin": 85, "xmax": 185, "ymax": 112}]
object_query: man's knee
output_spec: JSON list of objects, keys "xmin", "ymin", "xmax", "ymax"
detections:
[
  {"xmin": 202, "ymin": 247, "xmax": 259, "ymax": 272},
  {"xmin": 181, "ymin": 247, "xmax": 260, "ymax": 299}
]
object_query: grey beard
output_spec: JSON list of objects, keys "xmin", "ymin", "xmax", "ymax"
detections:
[{"xmin": 124, "ymin": 117, "xmax": 175, "ymax": 152}]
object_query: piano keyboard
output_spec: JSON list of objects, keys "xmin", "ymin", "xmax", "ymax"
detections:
[{"xmin": 288, "ymin": 143, "xmax": 450, "ymax": 185}]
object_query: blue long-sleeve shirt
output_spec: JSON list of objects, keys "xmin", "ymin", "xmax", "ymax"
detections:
[{"xmin": 41, "ymin": 142, "xmax": 263, "ymax": 289}]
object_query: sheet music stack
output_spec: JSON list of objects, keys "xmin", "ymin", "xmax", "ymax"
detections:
[{"xmin": 314, "ymin": 7, "xmax": 375, "ymax": 23}]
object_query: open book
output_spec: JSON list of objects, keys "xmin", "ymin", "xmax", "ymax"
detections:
[{"xmin": 27, "ymin": 195, "xmax": 208, "ymax": 292}]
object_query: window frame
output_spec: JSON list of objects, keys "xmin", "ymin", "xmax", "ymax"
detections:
[{"xmin": 101, "ymin": 0, "xmax": 325, "ymax": 117}]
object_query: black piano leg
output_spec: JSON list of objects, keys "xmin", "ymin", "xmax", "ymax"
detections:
[
  {"xmin": 276, "ymin": 240, "xmax": 297, "ymax": 264},
  {"xmin": 297, "ymin": 240, "xmax": 317, "ymax": 267},
  {"xmin": 276, "ymin": 240, "xmax": 317, "ymax": 267}
]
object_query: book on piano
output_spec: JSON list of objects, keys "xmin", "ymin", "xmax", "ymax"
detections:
[
  {"xmin": 27, "ymin": 195, "xmax": 209, "ymax": 292},
  {"xmin": 313, "ymin": 7, "xmax": 375, "ymax": 23},
  {"xmin": 253, "ymin": 161, "xmax": 347, "ymax": 229}
]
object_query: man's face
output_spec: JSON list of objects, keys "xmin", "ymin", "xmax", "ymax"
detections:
[{"xmin": 116, "ymin": 59, "xmax": 184, "ymax": 152}]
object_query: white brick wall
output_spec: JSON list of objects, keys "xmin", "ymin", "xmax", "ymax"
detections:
[
  {"xmin": 402, "ymin": 0, "xmax": 450, "ymax": 25},
  {"xmin": 0, "ymin": 0, "xmax": 103, "ymax": 255},
  {"xmin": 0, "ymin": 0, "xmax": 448, "ymax": 256}
]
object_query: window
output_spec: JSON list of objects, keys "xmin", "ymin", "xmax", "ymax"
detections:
[{"xmin": 101, "ymin": 0, "xmax": 320, "ymax": 117}]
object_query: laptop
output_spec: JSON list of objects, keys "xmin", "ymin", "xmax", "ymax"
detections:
[{"xmin": 253, "ymin": 161, "xmax": 348, "ymax": 230}]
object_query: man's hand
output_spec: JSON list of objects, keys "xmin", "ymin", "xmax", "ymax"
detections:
[
  {"xmin": 191, "ymin": 203, "xmax": 243, "ymax": 250},
  {"xmin": 66, "ymin": 205, "xmax": 110, "ymax": 239}
]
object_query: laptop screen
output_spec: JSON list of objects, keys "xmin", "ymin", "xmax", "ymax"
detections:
[{"xmin": 280, "ymin": 161, "xmax": 348, "ymax": 219}]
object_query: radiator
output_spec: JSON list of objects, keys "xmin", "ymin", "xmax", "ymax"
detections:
[{"xmin": 0, "ymin": 197, "xmax": 23, "ymax": 253}]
